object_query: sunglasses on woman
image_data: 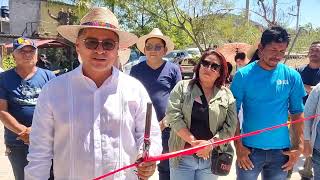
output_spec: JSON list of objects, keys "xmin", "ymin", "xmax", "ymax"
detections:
[
  {"xmin": 145, "ymin": 44, "xmax": 164, "ymax": 51},
  {"xmin": 82, "ymin": 38, "xmax": 118, "ymax": 50},
  {"xmin": 201, "ymin": 60, "xmax": 221, "ymax": 71}
]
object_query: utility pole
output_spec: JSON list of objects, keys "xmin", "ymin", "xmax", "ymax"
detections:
[
  {"xmin": 245, "ymin": 0, "xmax": 250, "ymax": 23},
  {"xmin": 296, "ymin": 0, "xmax": 301, "ymax": 31},
  {"xmin": 272, "ymin": 0, "xmax": 277, "ymax": 24}
]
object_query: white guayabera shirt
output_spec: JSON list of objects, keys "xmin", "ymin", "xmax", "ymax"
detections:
[{"xmin": 25, "ymin": 66, "xmax": 162, "ymax": 180}]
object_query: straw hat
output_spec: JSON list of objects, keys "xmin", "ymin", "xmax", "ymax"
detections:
[
  {"xmin": 57, "ymin": 7, "xmax": 138, "ymax": 47},
  {"xmin": 137, "ymin": 28, "xmax": 174, "ymax": 55},
  {"xmin": 118, "ymin": 48, "xmax": 131, "ymax": 65}
]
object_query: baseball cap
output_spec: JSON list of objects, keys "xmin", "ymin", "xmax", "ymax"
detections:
[{"xmin": 13, "ymin": 37, "xmax": 37, "ymax": 51}]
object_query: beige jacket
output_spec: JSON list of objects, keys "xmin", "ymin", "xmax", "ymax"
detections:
[{"xmin": 166, "ymin": 80, "xmax": 237, "ymax": 167}]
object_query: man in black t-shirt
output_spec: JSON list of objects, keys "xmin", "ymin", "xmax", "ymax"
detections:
[
  {"xmin": 295, "ymin": 41, "xmax": 320, "ymax": 180},
  {"xmin": 296, "ymin": 42, "xmax": 320, "ymax": 103}
]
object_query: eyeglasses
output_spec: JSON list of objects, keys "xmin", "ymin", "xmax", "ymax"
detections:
[
  {"xmin": 145, "ymin": 44, "xmax": 164, "ymax": 51},
  {"xmin": 200, "ymin": 60, "xmax": 221, "ymax": 71},
  {"xmin": 82, "ymin": 38, "xmax": 118, "ymax": 50}
]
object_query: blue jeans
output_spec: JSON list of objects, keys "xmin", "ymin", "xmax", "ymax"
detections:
[
  {"xmin": 313, "ymin": 148, "xmax": 320, "ymax": 180},
  {"xmin": 236, "ymin": 147, "xmax": 289, "ymax": 180},
  {"xmin": 6, "ymin": 145, "xmax": 29, "ymax": 180},
  {"xmin": 170, "ymin": 155, "xmax": 218, "ymax": 180},
  {"xmin": 158, "ymin": 128, "xmax": 170, "ymax": 180},
  {"xmin": 5, "ymin": 145, "xmax": 54, "ymax": 180}
]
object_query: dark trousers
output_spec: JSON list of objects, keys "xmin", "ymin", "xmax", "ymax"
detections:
[
  {"xmin": 6, "ymin": 145, "xmax": 28, "ymax": 180},
  {"xmin": 6, "ymin": 145, "xmax": 54, "ymax": 180},
  {"xmin": 158, "ymin": 128, "xmax": 170, "ymax": 180}
]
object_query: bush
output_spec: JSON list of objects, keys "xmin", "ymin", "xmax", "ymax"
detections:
[{"xmin": 2, "ymin": 54, "xmax": 16, "ymax": 70}]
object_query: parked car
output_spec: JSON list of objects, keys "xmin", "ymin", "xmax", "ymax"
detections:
[
  {"xmin": 186, "ymin": 48, "xmax": 201, "ymax": 57},
  {"xmin": 123, "ymin": 56, "xmax": 146, "ymax": 74},
  {"xmin": 163, "ymin": 50, "xmax": 192, "ymax": 63}
]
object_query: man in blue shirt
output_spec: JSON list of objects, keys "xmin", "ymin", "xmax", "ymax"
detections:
[
  {"xmin": 0, "ymin": 37, "xmax": 55, "ymax": 180},
  {"xmin": 130, "ymin": 28, "xmax": 182, "ymax": 180},
  {"xmin": 231, "ymin": 26, "xmax": 306, "ymax": 180}
]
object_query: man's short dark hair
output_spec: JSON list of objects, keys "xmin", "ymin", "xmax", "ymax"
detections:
[
  {"xmin": 234, "ymin": 52, "xmax": 246, "ymax": 61},
  {"xmin": 260, "ymin": 26, "xmax": 290, "ymax": 47},
  {"xmin": 311, "ymin": 41, "xmax": 320, "ymax": 46}
]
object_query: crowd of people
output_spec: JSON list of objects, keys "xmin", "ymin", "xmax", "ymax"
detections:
[{"xmin": 1, "ymin": 6, "xmax": 320, "ymax": 180}]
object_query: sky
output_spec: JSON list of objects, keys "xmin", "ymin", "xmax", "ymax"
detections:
[
  {"xmin": 1, "ymin": 0, "xmax": 319, "ymax": 28},
  {"xmin": 234, "ymin": 0, "xmax": 320, "ymax": 28}
]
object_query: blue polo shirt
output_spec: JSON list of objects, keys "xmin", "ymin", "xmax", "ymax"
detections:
[
  {"xmin": 0, "ymin": 68, "xmax": 55, "ymax": 146},
  {"xmin": 231, "ymin": 61, "xmax": 306, "ymax": 149},
  {"xmin": 130, "ymin": 61, "xmax": 182, "ymax": 122}
]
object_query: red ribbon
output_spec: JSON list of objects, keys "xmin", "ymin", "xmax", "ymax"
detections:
[{"xmin": 93, "ymin": 114, "xmax": 319, "ymax": 180}]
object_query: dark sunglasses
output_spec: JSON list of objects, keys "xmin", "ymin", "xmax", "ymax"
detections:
[
  {"xmin": 201, "ymin": 60, "xmax": 221, "ymax": 71},
  {"xmin": 82, "ymin": 38, "xmax": 118, "ymax": 50},
  {"xmin": 145, "ymin": 44, "xmax": 164, "ymax": 51}
]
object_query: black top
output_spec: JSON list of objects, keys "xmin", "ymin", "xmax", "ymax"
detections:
[
  {"xmin": 189, "ymin": 83, "xmax": 213, "ymax": 142},
  {"xmin": 190, "ymin": 100, "xmax": 213, "ymax": 141},
  {"xmin": 296, "ymin": 64, "xmax": 320, "ymax": 103}
]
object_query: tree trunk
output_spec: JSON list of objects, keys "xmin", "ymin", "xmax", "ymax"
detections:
[
  {"xmin": 245, "ymin": 0, "xmax": 250, "ymax": 23},
  {"xmin": 272, "ymin": 0, "xmax": 277, "ymax": 24},
  {"xmin": 296, "ymin": 0, "xmax": 301, "ymax": 31}
]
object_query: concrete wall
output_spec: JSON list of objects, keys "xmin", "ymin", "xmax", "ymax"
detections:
[
  {"xmin": 9, "ymin": 0, "xmax": 41, "ymax": 36},
  {"xmin": 9, "ymin": 0, "xmax": 75, "ymax": 37}
]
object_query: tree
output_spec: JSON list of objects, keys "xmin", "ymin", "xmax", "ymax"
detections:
[
  {"xmin": 249, "ymin": 0, "xmax": 294, "ymax": 27},
  {"xmin": 64, "ymin": 0, "xmax": 193, "ymax": 49},
  {"xmin": 52, "ymin": 0, "xmax": 262, "ymax": 51},
  {"xmin": 128, "ymin": 0, "xmax": 238, "ymax": 51}
]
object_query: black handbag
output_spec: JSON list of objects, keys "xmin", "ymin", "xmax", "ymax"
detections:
[{"xmin": 211, "ymin": 143, "xmax": 234, "ymax": 176}]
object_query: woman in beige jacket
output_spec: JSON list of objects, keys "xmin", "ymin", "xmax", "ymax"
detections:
[{"xmin": 166, "ymin": 50, "xmax": 237, "ymax": 180}]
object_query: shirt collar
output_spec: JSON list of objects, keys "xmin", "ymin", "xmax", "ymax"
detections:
[{"xmin": 73, "ymin": 64, "xmax": 120, "ymax": 89}]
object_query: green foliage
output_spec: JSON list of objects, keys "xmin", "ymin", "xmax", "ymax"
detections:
[
  {"xmin": 38, "ymin": 48, "xmax": 75, "ymax": 70},
  {"xmin": 204, "ymin": 15, "xmax": 261, "ymax": 46},
  {"xmin": 289, "ymin": 24, "xmax": 320, "ymax": 54},
  {"xmin": 2, "ymin": 54, "xmax": 16, "ymax": 70},
  {"xmin": 49, "ymin": 1, "xmax": 264, "ymax": 52}
]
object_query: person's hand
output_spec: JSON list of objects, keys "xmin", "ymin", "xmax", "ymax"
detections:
[
  {"xmin": 235, "ymin": 142, "xmax": 254, "ymax": 170},
  {"xmin": 305, "ymin": 85, "xmax": 314, "ymax": 95},
  {"xmin": 17, "ymin": 127, "xmax": 31, "ymax": 144},
  {"xmin": 191, "ymin": 140, "xmax": 213, "ymax": 160},
  {"xmin": 136, "ymin": 160, "xmax": 156, "ymax": 180},
  {"xmin": 303, "ymin": 140, "xmax": 312, "ymax": 157},
  {"xmin": 159, "ymin": 119, "xmax": 166, "ymax": 131},
  {"xmin": 282, "ymin": 149, "xmax": 301, "ymax": 171}
]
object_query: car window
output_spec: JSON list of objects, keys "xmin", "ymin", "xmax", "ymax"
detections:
[
  {"xmin": 128, "ymin": 49, "xmax": 139, "ymax": 63},
  {"xmin": 165, "ymin": 52, "xmax": 177, "ymax": 58}
]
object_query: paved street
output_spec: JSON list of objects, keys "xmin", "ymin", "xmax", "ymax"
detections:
[
  {"xmin": 150, "ymin": 146, "xmax": 304, "ymax": 180},
  {"xmin": 0, "ymin": 125, "xmax": 306, "ymax": 179},
  {"xmin": 0, "ymin": 125, "xmax": 14, "ymax": 180}
]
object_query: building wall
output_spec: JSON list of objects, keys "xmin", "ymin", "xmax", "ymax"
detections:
[{"xmin": 9, "ymin": 0, "xmax": 41, "ymax": 36}]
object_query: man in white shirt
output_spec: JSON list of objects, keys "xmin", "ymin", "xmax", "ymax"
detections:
[{"xmin": 25, "ymin": 7, "xmax": 162, "ymax": 180}]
